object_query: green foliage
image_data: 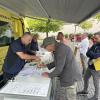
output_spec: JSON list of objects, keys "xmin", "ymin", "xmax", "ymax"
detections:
[
  {"xmin": 79, "ymin": 21, "xmax": 93, "ymax": 31},
  {"xmin": 76, "ymin": 33, "xmax": 82, "ymax": 35},
  {"xmin": 64, "ymin": 34, "xmax": 68, "ymax": 38},
  {"xmin": 94, "ymin": 13, "xmax": 100, "ymax": 21},
  {"xmin": 88, "ymin": 33, "xmax": 93, "ymax": 39},
  {"xmin": 25, "ymin": 17, "xmax": 64, "ymax": 36},
  {"xmin": 0, "ymin": 25, "xmax": 9, "ymax": 36}
]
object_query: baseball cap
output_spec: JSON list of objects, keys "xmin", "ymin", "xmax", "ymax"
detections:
[{"xmin": 42, "ymin": 37, "xmax": 56, "ymax": 47}]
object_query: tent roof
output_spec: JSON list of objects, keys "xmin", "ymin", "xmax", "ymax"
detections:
[{"xmin": 0, "ymin": 0, "xmax": 100, "ymax": 23}]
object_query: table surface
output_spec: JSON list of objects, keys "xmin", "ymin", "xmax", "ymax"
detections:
[{"xmin": 0, "ymin": 63, "xmax": 52, "ymax": 100}]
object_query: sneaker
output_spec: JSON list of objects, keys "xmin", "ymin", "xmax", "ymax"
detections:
[{"xmin": 77, "ymin": 91, "xmax": 88, "ymax": 95}]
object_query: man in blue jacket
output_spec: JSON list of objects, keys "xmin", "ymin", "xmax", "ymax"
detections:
[
  {"xmin": 3, "ymin": 32, "xmax": 40, "ymax": 83},
  {"xmin": 77, "ymin": 32, "xmax": 100, "ymax": 100}
]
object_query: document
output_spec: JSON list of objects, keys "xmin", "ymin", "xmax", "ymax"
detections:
[
  {"xmin": 0, "ymin": 82, "xmax": 49, "ymax": 97},
  {"xmin": 18, "ymin": 65, "xmax": 48, "ymax": 77}
]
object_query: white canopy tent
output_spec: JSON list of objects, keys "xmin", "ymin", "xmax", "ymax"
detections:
[{"xmin": 0, "ymin": 0, "xmax": 100, "ymax": 23}]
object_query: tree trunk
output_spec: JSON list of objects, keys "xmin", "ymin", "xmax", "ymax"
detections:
[
  {"xmin": 46, "ymin": 19, "xmax": 50, "ymax": 37},
  {"xmin": 46, "ymin": 32, "xmax": 48, "ymax": 37}
]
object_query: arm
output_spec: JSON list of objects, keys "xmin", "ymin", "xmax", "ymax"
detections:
[
  {"xmin": 16, "ymin": 52, "xmax": 39, "ymax": 60},
  {"xmin": 49, "ymin": 46, "xmax": 67, "ymax": 78},
  {"xmin": 11, "ymin": 41, "xmax": 40, "ymax": 61},
  {"xmin": 47, "ymin": 61, "xmax": 55, "ymax": 70}
]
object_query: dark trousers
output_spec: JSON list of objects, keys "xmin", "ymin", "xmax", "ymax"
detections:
[
  {"xmin": 83, "ymin": 68, "xmax": 100, "ymax": 98},
  {"xmin": 3, "ymin": 72, "xmax": 14, "ymax": 84}
]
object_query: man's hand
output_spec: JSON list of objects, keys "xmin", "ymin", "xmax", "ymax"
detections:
[
  {"xmin": 37, "ymin": 63, "xmax": 46, "ymax": 68},
  {"xmin": 32, "ymin": 56, "xmax": 41, "ymax": 62},
  {"xmin": 42, "ymin": 72, "xmax": 49, "ymax": 77}
]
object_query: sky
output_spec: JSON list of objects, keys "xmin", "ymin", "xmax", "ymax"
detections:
[{"xmin": 60, "ymin": 20, "xmax": 100, "ymax": 34}]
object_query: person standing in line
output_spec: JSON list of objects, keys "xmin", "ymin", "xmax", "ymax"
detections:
[
  {"xmin": 38, "ymin": 37, "xmax": 82, "ymax": 100},
  {"xmin": 26, "ymin": 34, "xmax": 39, "ymax": 55},
  {"xmin": 30, "ymin": 34, "xmax": 39, "ymax": 51},
  {"xmin": 57, "ymin": 32, "xmax": 68, "ymax": 45},
  {"xmin": 57, "ymin": 32, "xmax": 74, "ymax": 51},
  {"xmin": 77, "ymin": 32, "xmax": 100, "ymax": 100},
  {"xmin": 79, "ymin": 33, "xmax": 89, "ymax": 75},
  {"xmin": 88, "ymin": 34, "xmax": 94, "ymax": 48}
]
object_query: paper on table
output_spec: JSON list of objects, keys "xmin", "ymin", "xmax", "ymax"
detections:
[
  {"xmin": 18, "ymin": 64, "xmax": 50, "ymax": 77},
  {"xmin": 15, "ymin": 63, "xmax": 53, "ymax": 83},
  {"xmin": 19, "ymin": 66, "xmax": 43, "ymax": 77},
  {"xmin": 0, "ymin": 82, "xmax": 49, "ymax": 97}
]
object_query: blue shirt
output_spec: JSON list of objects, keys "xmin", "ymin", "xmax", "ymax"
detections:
[
  {"xmin": 26, "ymin": 39, "xmax": 39, "ymax": 55},
  {"xmin": 30, "ymin": 39, "xmax": 39, "ymax": 51},
  {"xmin": 3, "ymin": 38, "xmax": 26, "ymax": 76}
]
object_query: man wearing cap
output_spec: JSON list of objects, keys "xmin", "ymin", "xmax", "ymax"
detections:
[{"xmin": 39, "ymin": 37, "xmax": 82, "ymax": 100}]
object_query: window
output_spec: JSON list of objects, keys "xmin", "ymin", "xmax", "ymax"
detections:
[{"xmin": 0, "ymin": 21, "xmax": 14, "ymax": 46}]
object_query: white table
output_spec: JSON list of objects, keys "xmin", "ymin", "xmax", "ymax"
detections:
[{"xmin": 0, "ymin": 63, "xmax": 53, "ymax": 100}]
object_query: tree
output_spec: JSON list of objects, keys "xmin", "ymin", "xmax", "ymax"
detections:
[
  {"xmin": 79, "ymin": 21, "xmax": 93, "ymax": 31},
  {"xmin": 88, "ymin": 33, "xmax": 93, "ymax": 39},
  {"xmin": 25, "ymin": 17, "xmax": 64, "ymax": 37},
  {"xmin": 94, "ymin": 13, "xmax": 100, "ymax": 23}
]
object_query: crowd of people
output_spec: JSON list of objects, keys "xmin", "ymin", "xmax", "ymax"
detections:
[{"xmin": 2, "ymin": 31, "xmax": 100, "ymax": 100}]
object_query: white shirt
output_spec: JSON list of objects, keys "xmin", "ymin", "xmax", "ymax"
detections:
[
  {"xmin": 36, "ymin": 48, "xmax": 54, "ymax": 64},
  {"xmin": 79, "ymin": 37, "xmax": 89, "ymax": 56}
]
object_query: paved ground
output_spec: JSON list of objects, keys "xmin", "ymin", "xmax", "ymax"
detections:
[
  {"xmin": 53, "ymin": 78, "xmax": 98, "ymax": 100},
  {"xmin": 77, "ymin": 78, "xmax": 96, "ymax": 100}
]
